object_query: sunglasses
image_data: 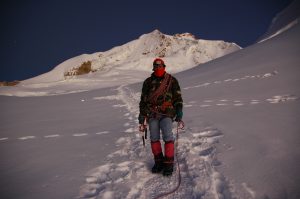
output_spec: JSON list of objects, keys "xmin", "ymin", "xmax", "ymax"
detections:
[{"xmin": 153, "ymin": 63, "xmax": 165, "ymax": 68}]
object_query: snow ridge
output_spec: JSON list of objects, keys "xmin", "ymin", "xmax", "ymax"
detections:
[
  {"xmin": 37, "ymin": 29, "xmax": 240, "ymax": 79},
  {"xmin": 259, "ymin": 18, "xmax": 298, "ymax": 43},
  {"xmin": 0, "ymin": 29, "xmax": 241, "ymax": 97}
]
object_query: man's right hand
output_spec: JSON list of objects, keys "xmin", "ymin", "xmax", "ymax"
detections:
[
  {"xmin": 138, "ymin": 114, "xmax": 147, "ymax": 132},
  {"xmin": 139, "ymin": 124, "xmax": 146, "ymax": 132}
]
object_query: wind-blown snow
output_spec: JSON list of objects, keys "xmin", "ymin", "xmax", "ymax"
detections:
[
  {"xmin": 0, "ymin": 2, "xmax": 300, "ymax": 199},
  {"xmin": 259, "ymin": 18, "xmax": 298, "ymax": 43},
  {"xmin": 258, "ymin": 0, "xmax": 300, "ymax": 42}
]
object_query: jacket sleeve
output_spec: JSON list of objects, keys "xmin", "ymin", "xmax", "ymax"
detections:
[
  {"xmin": 139, "ymin": 79, "xmax": 150, "ymax": 117},
  {"xmin": 171, "ymin": 77, "xmax": 183, "ymax": 112}
]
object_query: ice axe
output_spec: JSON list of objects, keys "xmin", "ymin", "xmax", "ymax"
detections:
[{"xmin": 142, "ymin": 118, "xmax": 147, "ymax": 147}]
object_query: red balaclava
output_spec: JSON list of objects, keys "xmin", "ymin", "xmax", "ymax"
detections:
[{"xmin": 153, "ymin": 58, "xmax": 166, "ymax": 77}]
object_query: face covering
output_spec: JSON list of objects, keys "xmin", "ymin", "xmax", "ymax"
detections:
[{"xmin": 154, "ymin": 67, "xmax": 165, "ymax": 77}]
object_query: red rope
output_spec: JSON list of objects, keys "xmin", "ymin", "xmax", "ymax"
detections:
[
  {"xmin": 148, "ymin": 73, "xmax": 172, "ymax": 104},
  {"xmin": 153, "ymin": 121, "xmax": 184, "ymax": 199}
]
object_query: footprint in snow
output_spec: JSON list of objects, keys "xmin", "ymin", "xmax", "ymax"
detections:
[
  {"xmin": 96, "ymin": 131, "xmax": 110, "ymax": 135},
  {"xmin": 123, "ymin": 123, "xmax": 130, "ymax": 127},
  {"xmin": 44, "ymin": 134, "xmax": 60, "ymax": 138},
  {"xmin": 79, "ymin": 161, "xmax": 148, "ymax": 198},
  {"xmin": 18, "ymin": 136, "xmax": 36, "ymax": 140},
  {"xmin": 82, "ymin": 126, "xmax": 225, "ymax": 198},
  {"xmin": 73, "ymin": 133, "xmax": 88, "ymax": 137},
  {"xmin": 266, "ymin": 95, "xmax": 299, "ymax": 104}
]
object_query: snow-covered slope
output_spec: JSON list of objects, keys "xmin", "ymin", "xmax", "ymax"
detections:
[
  {"xmin": 77, "ymin": 4, "xmax": 300, "ymax": 199},
  {"xmin": 0, "ymin": 30, "xmax": 240, "ymax": 97},
  {"xmin": 176, "ymin": 24, "xmax": 300, "ymax": 199}
]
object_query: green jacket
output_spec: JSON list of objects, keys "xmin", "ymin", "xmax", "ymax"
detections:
[{"xmin": 139, "ymin": 72, "xmax": 183, "ymax": 119}]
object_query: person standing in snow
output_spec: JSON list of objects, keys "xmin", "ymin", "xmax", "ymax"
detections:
[{"xmin": 138, "ymin": 58, "xmax": 183, "ymax": 176}]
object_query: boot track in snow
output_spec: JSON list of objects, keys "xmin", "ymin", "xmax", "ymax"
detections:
[{"xmin": 79, "ymin": 85, "xmax": 230, "ymax": 199}]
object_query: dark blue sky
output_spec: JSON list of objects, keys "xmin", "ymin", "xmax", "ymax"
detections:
[{"xmin": 0, "ymin": 0, "xmax": 293, "ymax": 81}]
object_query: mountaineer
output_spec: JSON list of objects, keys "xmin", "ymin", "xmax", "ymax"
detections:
[{"xmin": 138, "ymin": 58, "xmax": 183, "ymax": 176}]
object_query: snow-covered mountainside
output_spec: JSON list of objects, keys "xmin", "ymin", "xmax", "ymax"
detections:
[
  {"xmin": 0, "ymin": 2, "xmax": 299, "ymax": 199},
  {"xmin": 29, "ymin": 29, "xmax": 240, "ymax": 81},
  {"xmin": 0, "ymin": 30, "xmax": 240, "ymax": 97}
]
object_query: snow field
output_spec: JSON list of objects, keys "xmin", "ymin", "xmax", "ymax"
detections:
[
  {"xmin": 2, "ymin": 78, "xmax": 295, "ymax": 198},
  {"xmin": 80, "ymin": 59, "xmax": 300, "ymax": 198},
  {"xmin": 1, "ymin": 91, "xmax": 297, "ymax": 144},
  {"xmin": 78, "ymin": 86, "xmax": 229, "ymax": 199}
]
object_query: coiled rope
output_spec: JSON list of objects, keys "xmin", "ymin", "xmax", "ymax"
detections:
[
  {"xmin": 148, "ymin": 73, "xmax": 172, "ymax": 104},
  {"xmin": 153, "ymin": 121, "xmax": 185, "ymax": 199}
]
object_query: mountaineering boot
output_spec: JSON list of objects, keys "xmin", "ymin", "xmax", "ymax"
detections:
[
  {"xmin": 163, "ymin": 141, "xmax": 174, "ymax": 176},
  {"xmin": 152, "ymin": 153, "xmax": 164, "ymax": 173},
  {"xmin": 151, "ymin": 141, "xmax": 164, "ymax": 173},
  {"xmin": 163, "ymin": 157, "xmax": 174, "ymax": 176}
]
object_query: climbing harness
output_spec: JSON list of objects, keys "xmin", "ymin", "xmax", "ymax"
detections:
[{"xmin": 153, "ymin": 120, "xmax": 185, "ymax": 199}]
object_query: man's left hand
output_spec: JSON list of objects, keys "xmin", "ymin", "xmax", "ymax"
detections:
[{"xmin": 175, "ymin": 110, "xmax": 183, "ymax": 122}]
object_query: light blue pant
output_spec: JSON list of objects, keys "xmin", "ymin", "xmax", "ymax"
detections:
[{"xmin": 149, "ymin": 117, "xmax": 174, "ymax": 142}]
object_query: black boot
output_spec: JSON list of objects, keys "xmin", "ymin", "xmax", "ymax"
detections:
[
  {"xmin": 152, "ymin": 153, "xmax": 164, "ymax": 173},
  {"xmin": 163, "ymin": 157, "xmax": 174, "ymax": 176},
  {"xmin": 163, "ymin": 141, "xmax": 174, "ymax": 176}
]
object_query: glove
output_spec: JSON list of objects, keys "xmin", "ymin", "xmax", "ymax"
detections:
[
  {"xmin": 175, "ymin": 109, "xmax": 183, "ymax": 122},
  {"xmin": 138, "ymin": 114, "xmax": 145, "ymax": 124},
  {"xmin": 138, "ymin": 114, "xmax": 147, "ymax": 132},
  {"xmin": 139, "ymin": 124, "xmax": 146, "ymax": 132}
]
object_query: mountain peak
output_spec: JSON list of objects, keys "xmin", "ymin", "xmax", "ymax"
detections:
[
  {"xmin": 142, "ymin": 30, "xmax": 197, "ymax": 41},
  {"xmin": 141, "ymin": 29, "xmax": 164, "ymax": 39},
  {"xmin": 150, "ymin": 29, "xmax": 163, "ymax": 35}
]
